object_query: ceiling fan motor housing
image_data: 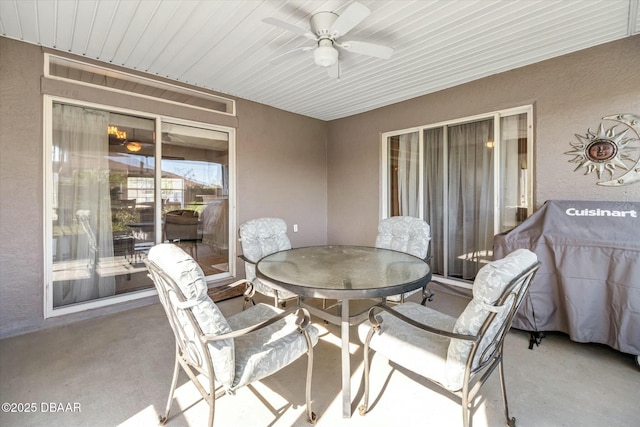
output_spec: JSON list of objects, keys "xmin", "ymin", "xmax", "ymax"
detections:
[{"xmin": 310, "ymin": 11, "xmax": 338, "ymax": 37}]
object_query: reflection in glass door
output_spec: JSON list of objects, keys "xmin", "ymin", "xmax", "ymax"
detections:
[
  {"xmin": 160, "ymin": 122, "xmax": 230, "ymax": 276},
  {"xmin": 48, "ymin": 100, "xmax": 234, "ymax": 314},
  {"xmin": 51, "ymin": 105, "xmax": 156, "ymax": 308}
]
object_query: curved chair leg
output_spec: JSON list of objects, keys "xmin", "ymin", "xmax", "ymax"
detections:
[
  {"xmin": 160, "ymin": 344, "xmax": 181, "ymax": 425},
  {"xmin": 499, "ymin": 358, "xmax": 517, "ymax": 427},
  {"xmin": 207, "ymin": 374, "xmax": 216, "ymax": 427},
  {"xmin": 358, "ymin": 328, "xmax": 375, "ymax": 416},
  {"xmin": 420, "ymin": 286, "xmax": 434, "ymax": 305},
  {"xmin": 461, "ymin": 386, "xmax": 470, "ymax": 427},
  {"xmin": 302, "ymin": 330, "xmax": 317, "ymax": 424}
]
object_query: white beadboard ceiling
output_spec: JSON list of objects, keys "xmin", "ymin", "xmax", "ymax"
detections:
[{"xmin": 1, "ymin": 0, "xmax": 638, "ymax": 121}]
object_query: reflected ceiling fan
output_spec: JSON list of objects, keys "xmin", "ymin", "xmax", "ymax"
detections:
[
  {"xmin": 108, "ymin": 126, "xmax": 154, "ymax": 153},
  {"xmin": 263, "ymin": 1, "xmax": 393, "ymax": 79}
]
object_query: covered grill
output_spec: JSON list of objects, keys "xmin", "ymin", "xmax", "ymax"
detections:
[{"xmin": 493, "ymin": 200, "xmax": 640, "ymax": 361}]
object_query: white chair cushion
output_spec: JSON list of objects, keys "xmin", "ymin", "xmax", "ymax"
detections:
[
  {"xmin": 446, "ymin": 249, "xmax": 538, "ymax": 390},
  {"xmin": 227, "ymin": 303, "xmax": 319, "ymax": 390},
  {"xmin": 148, "ymin": 244, "xmax": 235, "ymax": 388},
  {"xmin": 375, "ymin": 216, "xmax": 431, "ymax": 259},
  {"xmin": 240, "ymin": 218, "xmax": 292, "ymax": 262},
  {"xmin": 357, "ymin": 302, "xmax": 457, "ymax": 388},
  {"xmin": 375, "ymin": 216, "xmax": 431, "ymax": 302},
  {"xmin": 472, "ymin": 249, "xmax": 538, "ymax": 304}
]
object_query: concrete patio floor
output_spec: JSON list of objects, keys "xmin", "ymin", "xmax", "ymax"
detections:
[{"xmin": 1, "ymin": 287, "xmax": 638, "ymax": 427}]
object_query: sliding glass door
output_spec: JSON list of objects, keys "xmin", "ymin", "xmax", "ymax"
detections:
[
  {"xmin": 383, "ymin": 107, "xmax": 532, "ymax": 284},
  {"xmin": 47, "ymin": 98, "xmax": 234, "ymax": 314}
]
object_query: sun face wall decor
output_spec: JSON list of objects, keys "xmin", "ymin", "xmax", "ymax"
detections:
[{"xmin": 565, "ymin": 114, "xmax": 640, "ymax": 186}]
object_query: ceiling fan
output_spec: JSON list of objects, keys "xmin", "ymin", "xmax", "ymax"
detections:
[{"xmin": 263, "ymin": 1, "xmax": 394, "ymax": 79}]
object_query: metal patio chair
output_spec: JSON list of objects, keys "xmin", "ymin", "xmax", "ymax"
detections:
[
  {"xmin": 145, "ymin": 243, "xmax": 319, "ymax": 426},
  {"xmin": 375, "ymin": 216, "xmax": 431, "ymax": 303},
  {"xmin": 358, "ymin": 249, "xmax": 540, "ymax": 427},
  {"xmin": 238, "ymin": 217, "xmax": 298, "ymax": 307}
]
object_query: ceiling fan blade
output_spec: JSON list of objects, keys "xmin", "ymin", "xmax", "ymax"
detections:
[
  {"xmin": 263, "ymin": 17, "xmax": 317, "ymax": 40},
  {"xmin": 330, "ymin": 2, "xmax": 370, "ymax": 38},
  {"xmin": 340, "ymin": 40, "xmax": 394, "ymax": 59}
]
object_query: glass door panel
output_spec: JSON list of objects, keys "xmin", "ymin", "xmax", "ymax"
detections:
[
  {"xmin": 423, "ymin": 127, "xmax": 444, "ymax": 276},
  {"xmin": 387, "ymin": 131, "xmax": 420, "ymax": 217},
  {"xmin": 446, "ymin": 119, "xmax": 495, "ymax": 279},
  {"xmin": 499, "ymin": 113, "xmax": 529, "ymax": 232},
  {"xmin": 51, "ymin": 104, "xmax": 155, "ymax": 308},
  {"xmin": 161, "ymin": 122, "xmax": 230, "ymax": 276}
]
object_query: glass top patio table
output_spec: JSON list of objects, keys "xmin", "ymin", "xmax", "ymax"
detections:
[
  {"xmin": 256, "ymin": 245, "xmax": 431, "ymax": 299},
  {"xmin": 256, "ymin": 245, "xmax": 431, "ymax": 418}
]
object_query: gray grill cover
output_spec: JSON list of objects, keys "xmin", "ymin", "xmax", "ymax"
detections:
[{"xmin": 493, "ymin": 200, "xmax": 640, "ymax": 356}]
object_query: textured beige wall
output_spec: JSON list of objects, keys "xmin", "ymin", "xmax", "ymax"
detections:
[
  {"xmin": 0, "ymin": 38, "xmax": 327, "ymax": 338},
  {"xmin": 0, "ymin": 37, "xmax": 45, "ymax": 335},
  {"xmin": 235, "ymin": 99, "xmax": 327, "ymax": 249},
  {"xmin": 326, "ymin": 35, "xmax": 640, "ymax": 246}
]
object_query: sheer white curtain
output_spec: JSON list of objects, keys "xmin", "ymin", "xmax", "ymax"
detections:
[
  {"xmin": 447, "ymin": 119, "xmax": 494, "ymax": 279},
  {"xmin": 53, "ymin": 104, "xmax": 115, "ymax": 307},
  {"xmin": 396, "ymin": 132, "xmax": 420, "ymax": 217}
]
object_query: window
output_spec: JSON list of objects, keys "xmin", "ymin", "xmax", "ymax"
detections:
[
  {"xmin": 46, "ymin": 55, "xmax": 235, "ymax": 115},
  {"xmin": 46, "ymin": 97, "xmax": 235, "ymax": 316},
  {"xmin": 382, "ymin": 106, "xmax": 533, "ymax": 286}
]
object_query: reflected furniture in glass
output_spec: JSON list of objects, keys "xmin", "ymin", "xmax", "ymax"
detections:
[
  {"xmin": 357, "ymin": 249, "xmax": 540, "ymax": 427},
  {"xmin": 164, "ymin": 209, "xmax": 200, "ymax": 258},
  {"xmin": 200, "ymin": 198, "xmax": 229, "ymax": 255},
  {"xmin": 49, "ymin": 100, "xmax": 233, "ymax": 314},
  {"xmin": 145, "ymin": 244, "xmax": 319, "ymax": 426},
  {"xmin": 256, "ymin": 245, "xmax": 432, "ymax": 418}
]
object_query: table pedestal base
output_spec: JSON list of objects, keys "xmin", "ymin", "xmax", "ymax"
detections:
[{"xmin": 301, "ymin": 298, "xmax": 378, "ymax": 418}]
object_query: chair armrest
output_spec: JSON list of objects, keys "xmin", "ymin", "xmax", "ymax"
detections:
[
  {"xmin": 367, "ymin": 303, "xmax": 479, "ymax": 343},
  {"xmin": 426, "ymin": 280, "xmax": 472, "ymax": 298},
  {"xmin": 200, "ymin": 306, "xmax": 312, "ymax": 343},
  {"xmin": 238, "ymin": 254, "xmax": 254, "ymax": 264},
  {"xmin": 225, "ymin": 278, "xmax": 252, "ymax": 288}
]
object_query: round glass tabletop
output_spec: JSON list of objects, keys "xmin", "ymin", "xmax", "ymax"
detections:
[{"xmin": 256, "ymin": 245, "xmax": 431, "ymax": 299}]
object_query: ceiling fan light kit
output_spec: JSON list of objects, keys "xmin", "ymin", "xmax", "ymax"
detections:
[
  {"xmin": 126, "ymin": 141, "xmax": 142, "ymax": 152},
  {"xmin": 314, "ymin": 40, "xmax": 339, "ymax": 67},
  {"xmin": 264, "ymin": 2, "xmax": 393, "ymax": 77}
]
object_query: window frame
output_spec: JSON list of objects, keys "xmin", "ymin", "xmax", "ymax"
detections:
[
  {"xmin": 380, "ymin": 105, "xmax": 534, "ymax": 287},
  {"xmin": 43, "ymin": 95, "xmax": 237, "ymax": 318},
  {"xmin": 44, "ymin": 54, "xmax": 236, "ymax": 116}
]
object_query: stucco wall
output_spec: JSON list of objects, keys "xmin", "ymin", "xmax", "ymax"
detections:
[
  {"xmin": 0, "ymin": 37, "xmax": 327, "ymax": 338},
  {"xmin": 235, "ymin": 98, "xmax": 327, "ymax": 249},
  {"xmin": 0, "ymin": 37, "xmax": 45, "ymax": 337},
  {"xmin": 326, "ymin": 35, "xmax": 640, "ymax": 246},
  {"xmin": 2, "ymin": 34, "xmax": 638, "ymax": 338}
]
